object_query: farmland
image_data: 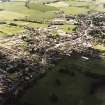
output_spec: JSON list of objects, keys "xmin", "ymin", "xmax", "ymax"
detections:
[
  {"xmin": 0, "ymin": 1, "xmax": 58, "ymax": 35},
  {"xmin": 0, "ymin": 0, "xmax": 105, "ymax": 35}
]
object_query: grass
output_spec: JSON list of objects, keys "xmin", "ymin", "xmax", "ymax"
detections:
[
  {"xmin": 29, "ymin": 3, "xmax": 58, "ymax": 12},
  {"xmin": 0, "ymin": 0, "xmax": 104, "ymax": 35},
  {"xmin": 20, "ymin": 57, "xmax": 104, "ymax": 105},
  {"xmin": 59, "ymin": 24, "xmax": 76, "ymax": 33},
  {"xmin": 66, "ymin": 0, "xmax": 91, "ymax": 7},
  {"xmin": 0, "ymin": 21, "xmax": 48, "ymax": 36},
  {"xmin": 0, "ymin": 11, "xmax": 25, "ymax": 21},
  {"xmin": 0, "ymin": 2, "xmax": 57, "ymax": 35},
  {"xmin": 62, "ymin": 6, "xmax": 89, "ymax": 15},
  {"xmin": 20, "ymin": 72, "xmax": 93, "ymax": 105},
  {"xmin": 46, "ymin": 1, "xmax": 69, "ymax": 8},
  {"xmin": 31, "ymin": 0, "xmax": 58, "ymax": 3},
  {"xmin": 12, "ymin": 20, "xmax": 48, "ymax": 28},
  {"xmin": 93, "ymin": 44, "xmax": 105, "ymax": 52},
  {"xmin": 27, "ymin": 23, "xmax": 47, "ymax": 28},
  {"xmin": 0, "ymin": 2, "xmax": 58, "ymax": 21},
  {"xmin": 0, "ymin": 24, "xmax": 25, "ymax": 36}
]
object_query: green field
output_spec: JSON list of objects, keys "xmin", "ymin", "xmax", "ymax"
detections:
[
  {"xmin": 0, "ymin": 1, "xmax": 58, "ymax": 35},
  {"xmin": 0, "ymin": 0, "xmax": 105, "ymax": 35},
  {"xmin": 0, "ymin": 24, "xmax": 24, "ymax": 36},
  {"xmin": 0, "ymin": 2, "xmax": 58, "ymax": 21}
]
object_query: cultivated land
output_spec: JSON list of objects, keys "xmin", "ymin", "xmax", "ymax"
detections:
[{"xmin": 0, "ymin": 0, "xmax": 105, "ymax": 105}]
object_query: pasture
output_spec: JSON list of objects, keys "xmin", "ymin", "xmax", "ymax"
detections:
[
  {"xmin": 0, "ymin": 1, "xmax": 58, "ymax": 35},
  {"xmin": 0, "ymin": 0, "xmax": 105, "ymax": 35}
]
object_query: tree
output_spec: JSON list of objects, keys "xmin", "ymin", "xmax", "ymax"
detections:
[
  {"xmin": 103, "ymin": 4, "xmax": 105, "ymax": 8},
  {"xmin": 25, "ymin": 0, "xmax": 31, "ymax": 8}
]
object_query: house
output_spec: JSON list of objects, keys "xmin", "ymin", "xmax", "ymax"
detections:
[
  {"xmin": 50, "ymin": 18, "xmax": 66, "ymax": 25},
  {"xmin": 65, "ymin": 15, "xmax": 75, "ymax": 21}
]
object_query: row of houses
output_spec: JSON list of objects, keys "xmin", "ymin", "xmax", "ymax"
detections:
[{"xmin": 49, "ymin": 12, "xmax": 77, "ymax": 25}]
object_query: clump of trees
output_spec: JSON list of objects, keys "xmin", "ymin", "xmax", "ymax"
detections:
[
  {"xmin": 9, "ymin": 23, "xmax": 18, "ymax": 26},
  {"xmin": 25, "ymin": 0, "xmax": 31, "ymax": 8}
]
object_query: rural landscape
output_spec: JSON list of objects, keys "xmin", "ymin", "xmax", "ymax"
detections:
[{"xmin": 1, "ymin": 0, "xmax": 105, "ymax": 105}]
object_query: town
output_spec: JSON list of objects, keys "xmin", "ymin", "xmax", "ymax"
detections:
[{"xmin": 0, "ymin": 0, "xmax": 105, "ymax": 105}]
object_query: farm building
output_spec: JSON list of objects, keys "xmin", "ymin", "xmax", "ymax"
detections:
[{"xmin": 50, "ymin": 18, "xmax": 66, "ymax": 25}]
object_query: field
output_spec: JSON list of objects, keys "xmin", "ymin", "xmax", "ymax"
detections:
[
  {"xmin": 20, "ymin": 57, "xmax": 105, "ymax": 105},
  {"xmin": 0, "ymin": 0, "xmax": 105, "ymax": 35},
  {"xmin": 0, "ymin": 1, "xmax": 58, "ymax": 35},
  {"xmin": 0, "ymin": 24, "xmax": 24, "ymax": 36}
]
